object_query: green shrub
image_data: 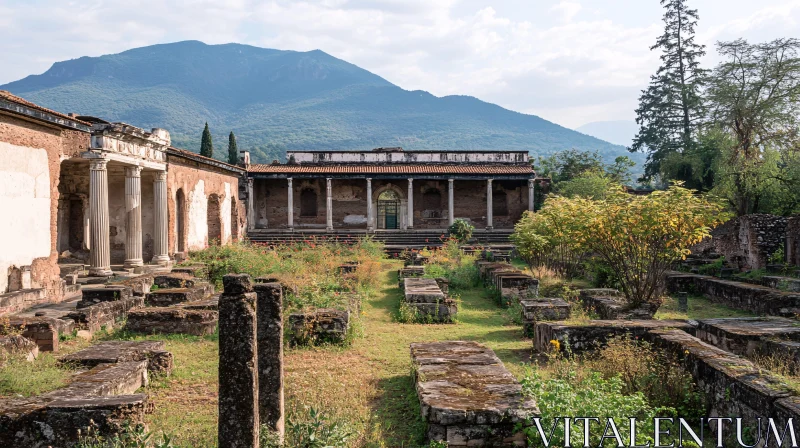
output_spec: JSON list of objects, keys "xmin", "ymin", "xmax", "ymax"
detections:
[
  {"xmin": 285, "ymin": 407, "xmax": 353, "ymax": 448},
  {"xmin": 697, "ymin": 256, "xmax": 725, "ymax": 277},
  {"xmin": 448, "ymin": 219, "xmax": 474, "ymax": 243},
  {"xmin": 74, "ymin": 422, "xmax": 174, "ymax": 448}
]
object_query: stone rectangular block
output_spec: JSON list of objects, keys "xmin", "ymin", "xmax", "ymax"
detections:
[
  {"xmin": 533, "ymin": 319, "xmax": 695, "ymax": 355},
  {"xmin": 403, "ymin": 278, "xmax": 446, "ymax": 303},
  {"xmin": 411, "ymin": 341, "xmax": 538, "ymax": 446},
  {"xmin": 60, "ymin": 340, "xmax": 173, "ymax": 375},
  {"xmin": 520, "ymin": 298, "xmax": 570, "ymax": 337},
  {"xmin": 77, "ymin": 286, "xmax": 133, "ymax": 309},
  {"xmin": 288, "ymin": 308, "xmax": 350, "ymax": 345},
  {"xmin": 125, "ymin": 308, "xmax": 218, "ymax": 336},
  {"xmin": 254, "ymin": 283, "xmax": 285, "ymax": 437},
  {"xmin": 63, "ymin": 296, "xmax": 144, "ymax": 332},
  {"xmin": 145, "ymin": 287, "xmax": 206, "ymax": 307},
  {"xmin": 171, "ymin": 264, "xmax": 208, "ymax": 279},
  {"xmin": 223, "ymin": 273, "xmax": 254, "ymax": 294}
]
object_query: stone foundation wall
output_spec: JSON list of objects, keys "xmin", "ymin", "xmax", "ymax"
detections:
[
  {"xmin": 788, "ymin": 216, "xmax": 800, "ymax": 266},
  {"xmin": 694, "ymin": 214, "xmax": 788, "ymax": 270}
]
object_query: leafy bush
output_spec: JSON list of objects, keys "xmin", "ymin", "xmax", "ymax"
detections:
[
  {"xmin": 697, "ymin": 256, "xmax": 725, "ymax": 276},
  {"xmin": 74, "ymin": 422, "xmax": 174, "ymax": 448},
  {"xmin": 447, "ymin": 219, "xmax": 474, "ymax": 243},
  {"xmin": 286, "ymin": 407, "xmax": 353, "ymax": 448}
]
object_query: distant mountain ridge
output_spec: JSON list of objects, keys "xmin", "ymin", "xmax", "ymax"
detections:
[{"xmin": 1, "ymin": 40, "xmax": 641, "ymax": 166}]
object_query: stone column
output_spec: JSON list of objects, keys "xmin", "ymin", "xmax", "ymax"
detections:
[
  {"xmin": 528, "ymin": 179, "xmax": 535, "ymax": 212},
  {"xmin": 407, "ymin": 178, "xmax": 414, "ymax": 230},
  {"xmin": 219, "ymin": 274, "xmax": 259, "ymax": 447},
  {"xmin": 448, "ymin": 178, "xmax": 455, "ymax": 227},
  {"xmin": 254, "ymin": 283, "xmax": 285, "ymax": 440},
  {"xmin": 486, "ymin": 178, "xmax": 493, "ymax": 230},
  {"xmin": 366, "ymin": 178, "xmax": 374, "ymax": 232},
  {"xmin": 287, "ymin": 178, "xmax": 294, "ymax": 231},
  {"xmin": 152, "ymin": 171, "xmax": 170, "ymax": 264},
  {"xmin": 88, "ymin": 159, "xmax": 112, "ymax": 277},
  {"xmin": 246, "ymin": 178, "xmax": 255, "ymax": 232},
  {"xmin": 326, "ymin": 178, "xmax": 333, "ymax": 231},
  {"xmin": 123, "ymin": 166, "xmax": 144, "ymax": 268}
]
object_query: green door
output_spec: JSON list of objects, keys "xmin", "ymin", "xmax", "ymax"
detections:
[{"xmin": 380, "ymin": 200, "xmax": 399, "ymax": 229}]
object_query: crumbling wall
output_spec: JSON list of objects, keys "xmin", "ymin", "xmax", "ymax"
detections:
[
  {"xmin": 693, "ymin": 214, "xmax": 787, "ymax": 269},
  {"xmin": 167, "ymin": 157, "xmax": 242, "ymax": 254},
  {"xmin": 787, "ymin": 216, "xmax": 800, "ymax": 266},
  {"xmin": 0, "ymin": 113, "xmax": 89, "ymax": 307}
]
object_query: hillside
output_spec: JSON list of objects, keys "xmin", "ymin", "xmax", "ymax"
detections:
[{"xmin": 1, "ymin": 40, "xmax": 639, "ymax": 165}]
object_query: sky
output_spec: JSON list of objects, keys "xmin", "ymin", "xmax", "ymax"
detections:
[{"xmin": 1, "ymin": 0, "xmax": 798, "ymax": 129}]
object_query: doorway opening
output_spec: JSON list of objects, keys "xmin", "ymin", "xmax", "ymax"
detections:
[{"xmin": 377, "ymin": 190, "xmax": 400, "ymax": 230}]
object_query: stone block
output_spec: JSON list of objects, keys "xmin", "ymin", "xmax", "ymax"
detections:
[
  {"xmin": 218, "ymin": 291, "xmax": 260, "ymax": 447},
  {"xmin": 288, "ymin": 308, "xmax": 350, "ymax": 345},
  {"xmin": 695, "ymin": 317, "xmax": 800, "ymax": 358},
  {"xmin": 171, "ymin": 264, "xmax": 208, "ymax": 279},
  {"xmin": 0, "ymin": 316, "xmax": 74, "ymax": 352},
  {"xmin": 64, "ymin": 296, "xmax": 145, "ymax": 332},
  {"xmin": 48, "ymin": 360, "xmax": 149, "ymax": 398},
  {"xmin": 337, "ymin": 263, "xmax": 358, "ymax": 275},
  {"xmin": 578, "ymin": 288, "xmax": 658, "ymax": 319},
  {"xmin": 223, "ymin": 273, "xmax": 254, "ymax": 294},
  {"xmin": 0, "ymin": 335, "xmax": 39, "ymax": 361},
  {"xmin": 520, "ymin": 298, "xmax": 570, "ymax": 337},
  {"xmin": 411, "ymin": 341, "xmax": 538, "ymax": 446},
  {"xmin": 145, "ymin": 287, "xmax": 207, "ymax": 307},
  {"xmin": 434, "ymin": 277, "xmax": 449, "ymax": 296},
  {"xmin": 60, "ymin": 340, "xmax": 173, "ymax": 375},
  {"xmin": 114, "ymin": 274, "xmax": 155, "ymax": 297},
  {"xmin": 406, "ymin": 300, "xmax": 458, "ymax": 323},
  {"xmin": 404, "ymin": 278, "xmax": 446, "ymax": 303},
  {"xmin": 763, "ymin": 276, "xmax": 800, "ymax": 292},
  {"xmin": 180, "ymin": 296, "xmax": 220, "ymax": 310},
  {"xmin": 125, "ymin": 307, "xmax": 218, "ymax": 336},
  {"xmin": 77, "ymin": 286, "xmax": 132, "ymax": 309},
  {"xmin": 154, "ymin": 273, "xmax": 201, "ymax": 289},
  {"xmin": 533, "ymin": 319, "xmax": 695, "ymax": 355}
]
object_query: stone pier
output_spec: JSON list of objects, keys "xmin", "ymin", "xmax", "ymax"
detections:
[
  {"xmin": 218, "ymin": 274, "xmax": 259, "ymax": 448},
  {"xmin": 254, "ymin": 282, "xmax": 285, "ymax": 439}
]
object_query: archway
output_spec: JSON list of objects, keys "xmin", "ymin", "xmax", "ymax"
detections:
[
  {"xmin": 207, "ymin": 194, "xmax": 222, "ymax": 246},
  {"xmin": 176, "ymin": 189, "xmax": 186, "ymax": 252},
  {"xmin": 377, "ymin": 190, "xmax": 401, "ymax": 230}
]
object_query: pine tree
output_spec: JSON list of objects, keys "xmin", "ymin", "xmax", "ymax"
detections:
[
  {"xmin": 200, "ymin": 122, "xmax": 213, "ymax": 158},
  {"xmin": 631, "ymin": 0, "xmax": 707, "ymax": 181},
  {"xmin": 227, "ymin": 131, "xmax": 238, "ymax": 165}
]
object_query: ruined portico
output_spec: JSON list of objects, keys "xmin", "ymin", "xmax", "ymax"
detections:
[
  {"xmin": 246, "ymin": 148, "xmax": 537, "ymax": 233},
  {"xmin": 58, "ymin": 119, "xmax": 171, "ymax": 275}
]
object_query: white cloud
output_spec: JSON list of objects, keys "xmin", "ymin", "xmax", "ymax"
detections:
[{"xmin": 0, "ymin": 0, "xmax": 797, "ymax": 128}]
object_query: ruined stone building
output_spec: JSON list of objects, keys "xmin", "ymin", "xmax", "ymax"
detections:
[
  {"xmin": 245, "ymin": 148, "xmax": 537, "ymax": 233},
  {"xmin": 0, "ymin": 92, "xmax": 244, "ymax": 315}
]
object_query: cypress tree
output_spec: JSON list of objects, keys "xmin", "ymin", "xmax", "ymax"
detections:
[
  {"xmin": 200, "ymin": 122, "xmax": 213, "ymax": 158},
  {"xmin": 227, "ymin": 131, "xmax": 238, "ymax": 164},
  {"xmin": 631, "ymin": 0, "xmax": 707, "ymax": 181}
]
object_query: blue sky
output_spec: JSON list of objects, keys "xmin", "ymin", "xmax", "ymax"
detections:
[{"xmin": 0, "ymin": 0, "xmax": 797, "ymax": 128}]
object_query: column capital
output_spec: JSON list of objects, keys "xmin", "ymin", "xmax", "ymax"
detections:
[
  {"xmin": 154, "ymin": 170, "xmax": 167, "ymax": 182},
  {"xmin": 487, "ymin": 178, "xmax": 493, "ymax": 184},
  {"xmin": 90, "ymin": 159, "xmax": 108, "ymax": 171},
  {"xmin": 124, "ymin": 166, "xmax": 143, "ymax": 178},
  {"xmin": 287, "ymin": 177, "xmax": 293, "ymax": 185},
  {"xmin": 448, "ymin": 178, "xmax": 454, "ymax": 184},
  {"xmin": 528, "ymin": 178, "xmax": 535, "ymax": 185}
]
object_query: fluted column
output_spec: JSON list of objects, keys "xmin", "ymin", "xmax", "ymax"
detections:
[
  {"xmin": 88, "ymin": 159, "xmax": 112, "ymax": 276},
  {"xmin": 528, "ymin": 179, "xmax": 535, "ymax": 212},
  {"xmin": 152, "ymin": 171, "xmax": 170, "ymax": 264},
  {"xmin": 486, "ymin": 178, "xmax": 493, "ymax": 230},
  {"xmin": 287, "ymin": 178, "xmax": 294, "ymax": 231},
  {"xmin": 366, "ymin": 178, "xmax": 374, "ymax": 232},
  {"xmin": 448, "ymin": 178, "xmax": 455, "ymax": 227},
  {"xmin": 123, "ymin": 166, "xmax": 144, "ymax": 268},
  {"xmin": 247, "ymin": 178, "xmax": 255, "ymax": 231},
  {"xmin": 326, "ymin": 178, "xmax": 333, "ymax": 231},
  {"xmin": 407, "ymin": 178, "xmax": 414, "ymax": 230}
]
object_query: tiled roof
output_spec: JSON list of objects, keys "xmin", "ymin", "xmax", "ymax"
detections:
[
  {"xmin": 167, "ymin": 147, "xmax": 245, "ymax": 173},
  {"xmin": 248, "ymin": 164, "xmax": 534, "ymax": 175},
  {"xmin": 0, "ymin": 90, "xmax": 91, "ymax": 127}
]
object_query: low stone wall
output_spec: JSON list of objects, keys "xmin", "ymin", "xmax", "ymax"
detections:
[
  {"xmin": 60, "ymin": 340, "xmax": 174, "ymax": 375},
  {"xmin": 403, "ymin": 277, "xmax": 457, "ymax": 322},
  {"xmin": 520, "ymin": 298, "xmax": 570, "ymax": 337},
  {"xmin": 125, "ymin": 307, "xmax": 218, "ymax": 336},
  {"xmin": 762, "ymin": 276, "xmax": 800, "ymax": 292},
  {"xmin": 578, "ymin": 289, "xmax": 658, "ymax": 320},
  {"xmin": 288, "ymin": 308, "xmax": 349, "ymax": 346},
  {"xmin": 77, "ymin": 286, "xmax": 133, "ymax": 309},
  {"xmin": 0, "ymin": 316, "xmax": 74, "ymax": 352},
  {"xmin": 665, "ymin": 272, "xmax": 800, "ymax": 316},
  {"xmin": 533, "ymin": 319, "xmax": 695, "ymax": 354},
  {"xmin": 64, "ymin": 296, "xmax": 145, "ymax": 332},
  {"xmin": 145, "ymin": 286, "xmax": 207, "ymax": 307},
  {"xmin": 171, "ymin": 264, "xmax": 208, "ymax": 279},
  {"xmin": 0, "ymin": 288, "xmax": 46, "ymax": 316},
  {"xmin": 695, "ymin": 317, "xmax": 800, "ymax": 358},
  {"xmin": 647, "ymin": 328, "xmax": 800, "ymax": 428},
  {"xmin": 0, "ymin": 334, "xmax": 39, "ymax": 361},
  {"xmin": 411, "ymin": 341, "xmax": 538, "ymax": 446},
  {"xmin": 398, "ymin": 266, "xmax": 425, "ymax": 287}
]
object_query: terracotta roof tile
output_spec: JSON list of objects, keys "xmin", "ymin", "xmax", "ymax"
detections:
[
  {"xmin": 0, "ymin": 90, "xmax": 91, "ymax": 126},
  {"xmin": 247, "ymin": 164, "xmax": 534, "ymax": 175}
]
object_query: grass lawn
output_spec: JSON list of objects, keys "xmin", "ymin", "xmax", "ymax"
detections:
[
  {"xmin": 655, "ymin": 294, "xmax": 756, "ymax": 320},
  {"xmin": 135, "ymin": 259, "xmax": 530, "ymax": 447}
]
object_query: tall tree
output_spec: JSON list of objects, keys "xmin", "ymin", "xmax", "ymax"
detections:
[
  {"xmin": 631, "ymin": 0, "xmax": 708, "ymax": 181},
  {"xmin": 200, "ymin": 122, "xmax": 213, "ymax": 158},
  {"xmin": 227, "ymin": 131, "xmax": 238, "ymax": 164},
  {"xmin": 707, "ymin": 38, "xmax": 800, "ymax": 216}
]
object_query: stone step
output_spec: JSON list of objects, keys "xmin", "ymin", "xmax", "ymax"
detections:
[
  {"xmin": 77, "ymin": 286, "xmax": 133, "ymax": 309},
  {"xmin": 125, "ymin": 307, "xmax": 218, "ymax": 336},
  {"xmin": 60, "ymin": 340, "xmax": 173, "ymax": 375},
  {"xmin": 145, "ymin": 286, "xmax": 207, "ymax": 307},
  {"xmin": 63, "ymin": 296, "xmax": 144, "ymax": 333},
  {"xmin": 45, "ymin": 360, "xmax": 149, "ymax": 399},
  {"xmin": 411, "ymin": 341, "xmax": 538, "ymax": 446}
]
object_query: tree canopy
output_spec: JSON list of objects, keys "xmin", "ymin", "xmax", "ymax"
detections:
[{"xmin": 200, "ymin": 122, "xmax": 213, "ymax": 158}]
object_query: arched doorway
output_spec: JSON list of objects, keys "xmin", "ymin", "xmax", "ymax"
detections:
[
  {"xmin": 207, "ymin": 194, "xmax": 222, "ymax": 246},
  {"xmin": 377, "ymin": 190, "xmax": 401, "ymax": 230},
  {"xmin": 176, "ymin": 189, "xmax": 186, "ymax": 252}
]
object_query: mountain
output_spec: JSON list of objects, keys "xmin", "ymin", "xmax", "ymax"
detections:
[
  {"xmin": 2, "ymin": 40, "xmax": 640, "ymax": 166},
  {"xmin": 575, "ymin": 120, "xmax": 639, "ymax": 148}
]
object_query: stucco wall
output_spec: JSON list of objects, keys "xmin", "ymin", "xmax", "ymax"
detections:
[
  {"xmin": 0, "ymin": 112, "xmax": 89, "ymax": 305},
  {"xmin": 167, "ymin": 157, "xmax": 243, "ymax": 254}
]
